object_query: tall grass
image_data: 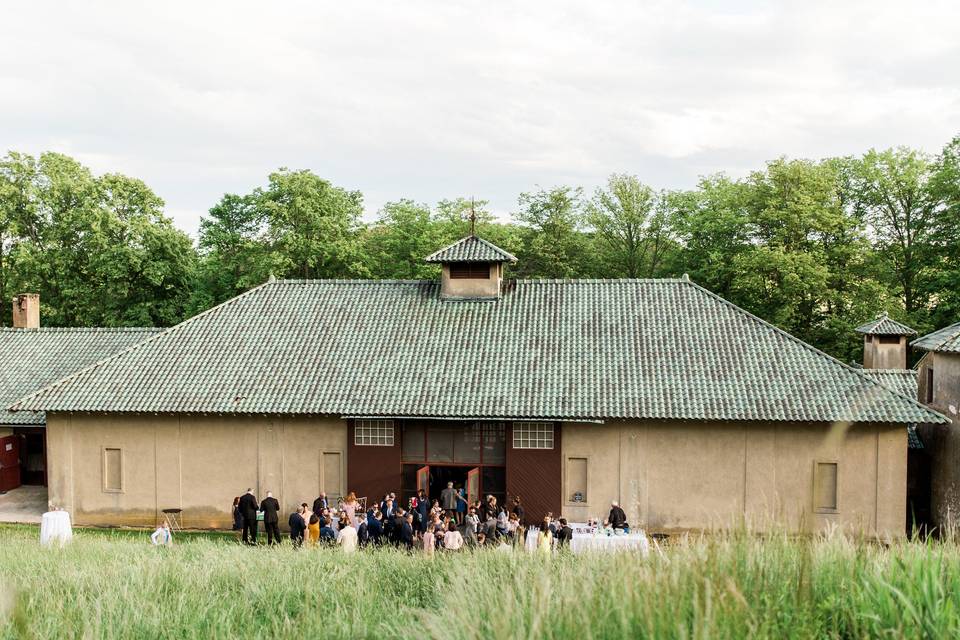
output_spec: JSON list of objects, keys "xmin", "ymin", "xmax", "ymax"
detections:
[{"xmin": 1, "ymin": 524, "xmax": 959, "ymax": 639}]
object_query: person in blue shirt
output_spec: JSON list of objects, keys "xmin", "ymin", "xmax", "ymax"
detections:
[{"xmin": 319, "ymin": 517, "xmax": 337, "ymax": 544}]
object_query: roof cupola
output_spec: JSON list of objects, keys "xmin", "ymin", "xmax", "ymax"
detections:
[
  {"xmin": 425, "ymin": 235, "xmax": 516, "ymax": 300},
  {"xmin": 855, "ymin": 313, "xmax": 916, "ymax": 369}
]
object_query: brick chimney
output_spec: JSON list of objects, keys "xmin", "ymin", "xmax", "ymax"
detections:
[{"xmin": 12, "ymin": 293, "xmax": 40, "ymax": 329}]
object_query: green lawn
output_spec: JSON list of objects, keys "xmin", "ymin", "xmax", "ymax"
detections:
[{"xmin": 1, "ymin": 524, "xmax": 959, "ymax": 639}]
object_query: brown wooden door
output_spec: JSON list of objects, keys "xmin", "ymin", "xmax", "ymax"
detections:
[
  {"xmin": 417, "ymin": 466, "xmax": 430, "ymax": 496},
  {"xmin": 0, "ymin": 435, "xmax": 20, "ymax": 492},
  {"xmin": 467, "ymin": 467, "xmax": 480, "ymax": 505}
]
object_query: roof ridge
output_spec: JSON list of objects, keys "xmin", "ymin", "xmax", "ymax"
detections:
[
  {"xmin": 424, "ymin": 235, "xmax": 518, "ymax": 263},
  {"xmin": 269, "ymin": 277, "xmax": 686, "ymax": 285},
  {"xmin": 682, "ymin": 280, "xmax": 945, "ymax": 422},
  {"xmin": 0, "ymin": 327, "xmax": 160, "ymax": 333},
  {"xmin": 7, "ymin": 281, "xmax": 275, "ymax": 412}
]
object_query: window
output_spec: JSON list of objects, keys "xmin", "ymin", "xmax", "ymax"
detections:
[
  {"xmin": 878, "ymin": 335, "xmax": 901, "ymax": 344},
  {"xmin": 103, "ymin": 447, "xmax": 123, "ymax": 492},
  {"xmin": 513, "ymin": 422, "xmax": 554, "ymax": 449},
  {"xmin": 566, "ymin": 457, "xmax": 588, "ymax": 503},
  {"xmin": 449, "ymin": 263, "xmax": 490, "ymax": 279},
  {"xmin": 926, "ymin": 368, "xmax": 935, "ymax": 404},
  {"xmin": 354, "ymin": 419, "xmax": 394, "ymax": 446},
  {"xmin": 814, "ymin": 461, "xmax": 839, "ymax": 513}
]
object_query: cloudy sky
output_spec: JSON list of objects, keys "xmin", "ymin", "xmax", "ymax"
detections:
[{"xmin": 2, "ymin": 1, "xmax": 958, "ymax": 235}]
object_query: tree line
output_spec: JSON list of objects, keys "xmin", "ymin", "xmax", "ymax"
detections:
[{"xmin": 1, "ymin": 135, "xmax": 958, "ymax": 364}]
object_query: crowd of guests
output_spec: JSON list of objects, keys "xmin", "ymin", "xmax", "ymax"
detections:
[{"xmin": 231, "ymin": 484, "xmax": 631, "ymax": 553}]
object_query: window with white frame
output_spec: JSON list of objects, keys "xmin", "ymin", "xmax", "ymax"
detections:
[
  {"xmin": 512, "ymin": 422, "xmax": 554, "ymax": 449},
  {"xmin": 354, "ymin": 419, "xmax": 395, "ymax": 446}
]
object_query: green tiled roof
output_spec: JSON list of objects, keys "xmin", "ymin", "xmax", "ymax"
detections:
[
  {"xmin": 425, "ymin": 235, "xmax": 517, "ymax": 263},
  {"xmin": 860, "ymin": 369, "xmax": 918, "ymax": 399},
  {"xmin": 912, "ymin": 322, "xmax": 960, "ymax": 354},
  {"xmin": 0, "ymin": 328, "xmax": 162, "ymax": 425},
  {"xmin": 855, "ymin": 314, "xmax": 916, "ymax": 336},
  {"xmin": 10, "ymin": 279, "xmax": 946, "ymax": 425}
]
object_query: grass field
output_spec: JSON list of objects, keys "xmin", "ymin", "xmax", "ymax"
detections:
[{"xmin": 1, "ymin": 524, "xmax": 959, "ymax": 639}]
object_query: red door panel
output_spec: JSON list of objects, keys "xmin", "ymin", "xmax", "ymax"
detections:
[{"xmin": 0, "ymin": 435, "xmax": 21, "ymax": 492}]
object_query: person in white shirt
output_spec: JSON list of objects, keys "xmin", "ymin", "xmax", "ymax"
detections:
[
  {"xmin": 442, "ymin": 521, "xmax": 464, "ymax": 551},
  {"xmin": 150, "ymin": 522, "xmax": 172, "ymax": 546},
  {"xmin": 337, "ymin": 519, "xmax": 358, "ymax": 553}
]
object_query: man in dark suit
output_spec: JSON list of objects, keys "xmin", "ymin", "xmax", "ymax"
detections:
[
  {"xmin": 312, "ymin": 493, "xmax": 327, "ymax": 518},
  {"xmin": 238, "ymin": 488, "xmax": 259, "ymax": 545},
  {"xmin": 607, "ymin": 501, "xmax": 628, "ymax": 530},
  {"xmin": 260, "ymin": 491, "xmax": 281, "ymax": 545},
  {"xmin": 288, "ymin": 506, "xmax": 306, "ymax": 548},
  {"xmin": 400, "ymin": 513, "xmax": 415, "ymax": 550},
  {"xmin": 556, "ymin": 518, "xmax": 573, "ymax": 548},
  {"xmin": 391, "ymin": 508, "xmax": 406, "ymax": 546},
  {"xmin": 416, "ymin": 489, "xmax": 430, "ymax": 532}
]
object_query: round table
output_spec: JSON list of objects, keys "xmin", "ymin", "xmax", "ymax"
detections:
[{"xmin": 40, "ymin": 510, "xmax": 73, "ymax": 547}]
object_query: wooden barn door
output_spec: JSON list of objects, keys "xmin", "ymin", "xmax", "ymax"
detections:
[
  {"xmin": 416, "ymin": 465, "xmax": 430, "ymax": 497},
  {"xmin": 0, "ymin": 435, "xmax": 21, "ymax": 492}
]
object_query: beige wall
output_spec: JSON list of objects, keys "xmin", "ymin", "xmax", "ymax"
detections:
[
  {"xmin": 561, "ymin": 420, "xmax": 907, "ymax": 538},
  {"xmin": 863, "ymin": 335, "xmax": 907, "ymax": 370},
  {"xmin": 917, "ymin": 352, "xmax": 960, "ymax": 526},
  {"xmin": 46, "ymin": 413, "xmax": 347, "ymax": 528},
  {"xmin": 440, "ymin": 263, "xmax": 501, "ymax": 298}
]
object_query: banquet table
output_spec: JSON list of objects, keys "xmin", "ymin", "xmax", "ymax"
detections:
[
  {"xmin": 570, "ymin": 531, "xmax": 650, "ymax": 555},
  {"xmin": 40, "ymin": 510, "xmax": 73, "ymax": 548},
  {"xmin": 524, "ymin": 525, "xmax": 649, "ymax": 555}
]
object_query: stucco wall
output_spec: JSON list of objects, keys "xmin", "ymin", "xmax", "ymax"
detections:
[
  {"xmin": 917, "ymin": 352, "xmax": 960, "ymax": 526},
  {"xmin": 863, "ymin": 336, "xmax": 907, "ymax": 370},
  {"xmin": 46, "ymin": 413, "xmax": 347, "ymax": 528},
  {"xmin": 561, "ymin": 420, "xmax": 907, "ymax": 538}
]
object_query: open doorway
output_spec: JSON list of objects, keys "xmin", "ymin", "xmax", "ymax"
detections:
[{"xmin": 428, "ymin": 466, "xmax": 469, "ymax": 503}]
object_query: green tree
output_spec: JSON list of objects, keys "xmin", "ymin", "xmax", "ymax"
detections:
[
  {"xmin": 0, "ymin": 151, "xmax": 196, "ymax": 326},
  {"xmin": 587, "ymin": 174, "xmax": 671, "ymax": 278},
  {"xmin": 514, "ymin": 186, "xmax": 589, "ymax": 278},
  {"xmin": 851, "ymin": 148, "xmax": 938, "ymax": 317}
]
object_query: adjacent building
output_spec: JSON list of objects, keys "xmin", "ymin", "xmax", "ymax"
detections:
[
  {"xmin": 0, "ymin": 293, "xmax": 159, "ymax": 493},
  {"xmin": 6, "ymin": 236, "xmax": 948, "ymax": 537},
  {"xmin": 913, "ymin": 321, "xmax": 960, "ymax": 526}
]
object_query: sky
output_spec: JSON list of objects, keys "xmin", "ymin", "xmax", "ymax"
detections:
[{"xmin": 1, "ymin": 1, "xmax": 958, "ymax": 236}]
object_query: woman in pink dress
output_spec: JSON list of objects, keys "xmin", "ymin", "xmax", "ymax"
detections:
[
  {"xmin": 422, "ymin": 527, "xmax": 435, "ymax": 555},
  {"xmin": 342, "ymin": 492, "xmax": 359, "ymax": 528}
]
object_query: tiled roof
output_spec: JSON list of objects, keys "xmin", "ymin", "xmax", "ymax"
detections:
[
  {"xmin": 859, "ymin": 368, "xmax": 923, "ymax": 450},
  {"xmin": 424, "ymin": 235, "xmax": 517, "ymax": 263},
  {"xmin": 912, "ymin": 322, "xmax": 960, "ymax": 354},
  {"xmin": 0, "ymin": 328, "xmax": 162, "ymax": 425},
  {"xmin": 860, "ymin": 369, "xmax": 918, "ymax": 399},
  {"xmin": 855, "ymin": 314, "xmax": 916, "ymax": 336},
  {"xmin": 10, "ymin": 279, "xmax": 946, "ymax": 425}
]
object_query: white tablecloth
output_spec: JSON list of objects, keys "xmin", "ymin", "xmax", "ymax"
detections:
[
  {"xmin": 524, "ymin": 526, "xmax": 649, "ymax": 555},
  {"xmin": 570, "ymin": 532, "xmax": 649, "ymax": 555},
  {"xmin": 40, "ymin": 510, "xmax": 73, "ymax": 547}
]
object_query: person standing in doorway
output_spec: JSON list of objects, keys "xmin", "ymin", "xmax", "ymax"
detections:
[
  {"xmin": 260, "ymin": 491, "xmax": 281, "ymax": 545},
  {"xmin": 455, "ymin": 485, "xmax": 467, "ymax": 525},
  {"xmin": 440, "ymin": 482, "xmax": 457, "ymax": 519},
  {"xmin": 238, "ymin": 488, "xmax": 259, "ymax": 545}
]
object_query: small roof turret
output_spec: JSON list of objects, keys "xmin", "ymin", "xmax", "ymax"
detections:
[
  {"xmin": 855, "ymin": 313, "xmax": 917, "ymax": 336},
  {"xmin": 425, "ymin": 235, "xmax": 517, "ymax": 264}
]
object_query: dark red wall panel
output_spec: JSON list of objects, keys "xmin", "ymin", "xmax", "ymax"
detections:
[
  {"xmin": 347, "ymin": 421, "xmax": 401, "ymax": 506},
  {"xmin": 506, "ymin": 423, "xmax": 561, "ymax": 526}
]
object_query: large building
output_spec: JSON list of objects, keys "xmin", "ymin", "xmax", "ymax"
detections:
[{"xmin": 6, "ymin": 236, "xmax": 949, "ymax": 536}]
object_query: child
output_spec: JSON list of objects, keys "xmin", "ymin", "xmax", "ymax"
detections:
[{"xmin": 150, "ymin": 522, "xmax": 172, "ymax": 546}]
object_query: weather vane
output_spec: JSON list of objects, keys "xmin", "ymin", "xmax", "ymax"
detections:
[{"xmin": 469, "ymin": 197, "xmax": 477, "ymax": 235}]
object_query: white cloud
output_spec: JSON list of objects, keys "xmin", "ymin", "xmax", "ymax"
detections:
[{"xmin": 1, "ymin": 0, "xmax": 958, "ymax": 235}]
